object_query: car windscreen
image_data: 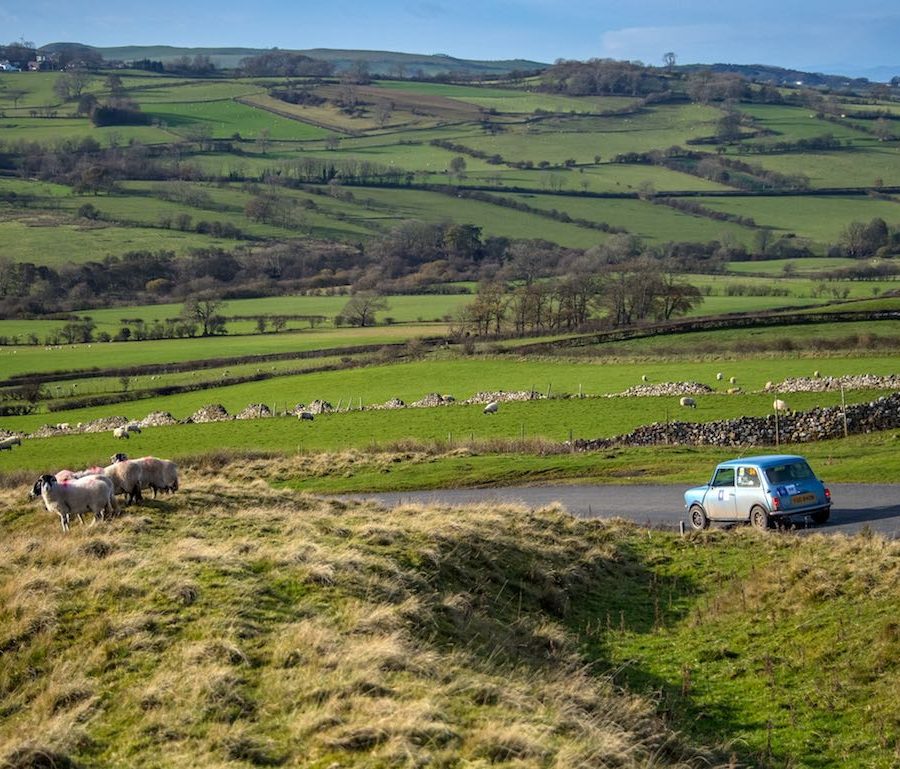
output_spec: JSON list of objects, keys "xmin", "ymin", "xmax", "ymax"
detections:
[{"xmin": 764, "ymin": 461, "xmax": 815, "ymax": 485}]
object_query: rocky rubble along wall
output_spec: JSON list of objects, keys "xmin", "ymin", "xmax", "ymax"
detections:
[{"xmin": 574, "ymin": 392, "xmax": 900, "ymax": 450}]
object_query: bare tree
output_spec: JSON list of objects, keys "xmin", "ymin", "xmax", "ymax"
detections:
[
  {"xmin": 181, "ymin": 295, "xmax": 227, "ymax": 336},
  {"xmin": 341, "ymin": 292, "xmax": 389, "ymax": 327}
]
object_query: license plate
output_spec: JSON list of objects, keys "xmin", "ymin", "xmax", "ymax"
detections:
[{"xmin": 792, "ymin": 493, "xmax": 816, "ymax": 505}]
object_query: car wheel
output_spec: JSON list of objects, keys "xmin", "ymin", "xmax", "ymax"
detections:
[
  {"xmin": 750, "ymin": 505, "xmax": 770, "ymax": 530},
  {"xmin": 810, "ymin": 508, "xmax": 830, "ymax": 525},
  {"xmin": 689, "ymin": 504, "xmax": 709, "ymax": 531}
]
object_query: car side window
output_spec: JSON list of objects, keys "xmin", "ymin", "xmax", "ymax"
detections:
[
  {"xmin": 736, "ymin": 466, "xmax": 760, "ymax": 488},
  {"xmin": 712, "ymin": 467, "xmax": 735, "ymax": 487}
]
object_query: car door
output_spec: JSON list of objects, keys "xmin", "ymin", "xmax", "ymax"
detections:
[
  {"xmin": 705, "ymin": 466, "xmax": 737, "ymax": 520},
  {"xmin": 734, "ymin": 465, "xmax": 765, "ymax": 520}
]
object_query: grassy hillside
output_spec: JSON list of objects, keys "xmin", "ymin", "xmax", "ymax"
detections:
[{"xmin": 1, "ymin": 474, "xmax": 897, "ymax": 768}]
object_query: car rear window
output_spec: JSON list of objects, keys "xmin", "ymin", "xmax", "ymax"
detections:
[{"xmin": 764, "ymin": 461, "xmax": 814, "ymax": 484}]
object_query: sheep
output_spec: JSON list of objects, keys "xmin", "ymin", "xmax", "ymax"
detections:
[
  {"xmin": 103, "ymin": 458, "xmax": 144, "ymax": 505},
  {"xmin": 813, "ymin": 370, "xmax": 821, "ymax": 378},
  {"xmin": 112, "ymin": 454, "xmax": 178, "ymax": 498},
  {"xmin": 773, "ymin": 398, "xmax": 790, "ymax": 413},
  {"xmin": 0, "ymin": 436, "xmax": 22, "ymax": 451},
  {"xmin": 716, "ymin": 372, "xmax": 724, "ymax": 381},
  {"xmin": 641, "ymin": 374, "xmax": 649, "ymax": 382},
  {"xmin": 483, "ymin": 401, "xmax": 499, "ymax": 415},
  {"xmin": 729, "ymin": 376, "xmax": 737, "ymax": 385},
  {"xmin": 32, "ymin": 474, "xmax": 118, "ymax": 532},
  {"xmin": 113, "ymin": 426, "xmax": 130, "ymax": 440},
  {"xmin": 298, "ymin": 411, "xmax": 314, "ymax": 421},
  {"xmin": 126, "ymin": 423, "xmax": 142, "ymax": 434},
  {"xmin": 679, "ymin": 396, "xmax": 696, "ymax": 408}
]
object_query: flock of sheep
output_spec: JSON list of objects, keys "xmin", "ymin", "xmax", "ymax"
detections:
[{"xmin": 30, "ymin": 453, "xmax": 178, "ymax": 532}]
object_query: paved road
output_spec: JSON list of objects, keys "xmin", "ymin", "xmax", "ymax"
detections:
[{"xmin": 345, "ymin": 483, "xmax": 900, "ymax": 537}]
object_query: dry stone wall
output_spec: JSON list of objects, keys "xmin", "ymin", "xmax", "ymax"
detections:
[{"xmin": 574, "ymin": 392, "xmax": 900, "ymax": 450}]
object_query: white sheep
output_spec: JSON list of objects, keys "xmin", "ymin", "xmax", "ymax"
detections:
[
  {"xmin": 103, "ymin": 458, "xmax": 144, "ymax": 505},
  {"xmin": 113, "ymin": 426, "xmax": 130, "ymax": 440},
  {"xmin": 729, "ymin": 376, "xmax": 737, "ymax": 385},
  {"xmin": 641, "ymin": 374, "xmax": 649, "ymax": 382},
  {"xmin": 298, "ymin": 411, "xmax": 314, "ymax": 421},
  {"xmin": 773, "ymin": 398, "xmax": 790, "ymax": 413},
  {"xmin": 0, "ymin": 436, "xmax": 22, "ymax": 451},
  {"xmin": 716, "ymin": 372, "xmax": 724, "ymax": 381},
  {"xmin": 813, "ymin": 370, "xmax": 821, "ymax": 378},
  {"xmin": 679, "ymin": 396, "xmax": 696, "ymax": 408},
  {"xmin": 483, "ymin": 401, "xmax": 499, "ymax": 415},
  {"xmin": 31, "ymin": 474, "xmax": 118, "ymax": 532},
  {"xmin": 112, "ymin": 454, "xmax": 178, "ymax": 498}
]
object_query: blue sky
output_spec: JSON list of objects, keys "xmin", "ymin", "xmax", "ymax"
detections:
[{"xmin": 2, "ymin": 0, "xmax": 898, "ymax": 79}]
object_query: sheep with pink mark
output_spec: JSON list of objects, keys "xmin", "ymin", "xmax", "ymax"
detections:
[
  {"xmin": 31, "ymin": 473, "xmax": 119, "ymax": 532},
  {"xmin": 111, "ymin": 454, "xmax": 178, "ymax": 498}
]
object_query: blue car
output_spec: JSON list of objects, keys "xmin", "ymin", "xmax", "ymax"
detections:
[{"xmin": 684, "ymin": 454, "xmax": 832, "ymax": 530}]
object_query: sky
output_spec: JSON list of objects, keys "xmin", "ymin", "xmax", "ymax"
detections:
[{"xmin": 2, "ymin": 0, "xmax": 898, "ymax": 80}]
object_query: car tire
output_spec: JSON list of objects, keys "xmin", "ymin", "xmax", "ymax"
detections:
[
  {"xmin": 689, "ymin": 504, "xmax": 709, "ymax": 531},
  {"xmin": 750, "ymin": 505, "xmax": 770, "ymax": 530},
  {"xmin": 810, "ymin": 508, "xmax": 830, "ymax": 525}
]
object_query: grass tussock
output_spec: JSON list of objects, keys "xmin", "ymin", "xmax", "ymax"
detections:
[
  {"xmin": 0, "ymin": 474, "xmax": 730, "ymax": 769},
  {"xmin": 1, "ymin": 472, "xmax": 898, "ymax": 768}
]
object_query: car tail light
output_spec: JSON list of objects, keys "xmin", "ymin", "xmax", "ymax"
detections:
[
  {"xmin": 825, "ymin": 488, "xmax": 831, "ymax": 502},
  {"xmin": 772, "ymin": 495, "xmax": 781, "ymax": 511}
]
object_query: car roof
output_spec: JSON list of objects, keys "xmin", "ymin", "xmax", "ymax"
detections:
[{"xmin": 717, "ymin": 455, "xmax": 807, "ymax": 468}]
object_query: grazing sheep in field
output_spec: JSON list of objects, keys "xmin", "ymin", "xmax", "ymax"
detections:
[
  {"xmin": 126, "ymin": 423, "xmax": 142, "ymax": 434},
  {"xmin": 483, "ymin": 401, "xmax": 499, "ymax": 415},
  {"xmin": 103, "ymin": 458, "xmax": 143, "ymax": 505},
  {"xmin": 32, "ymin": 474, "xmax": 118, "ymax": 532},
  {"xmin": 0, "ymin": 436, "xmax": 21, "ymax": 451},
  {"xmin": 113, "ymin": 426, "xmax": 129, "ymax": 440},
  {"xmin": 716, "ymin": 372, "xmax": 724, "ymax": 381},
  {"xmin": 729, "ymin": 376, "xmax": 737, "ymax": 385},
  {"xmin": 641, "ymin": 374, "xmax": 649, "ymax": 382},
  {"xmin": 773, "ymin": 398, "xmax": 790, "ymax": 413},
  {"xmin": 112, "ymin": 454, "xmax": 178, "ymax": 498},
  {"xmin": 298, "ymin": 411, "xmax": 314, "ymax": 421},
  {"xmin": 679, "ymin": 396, "xmax": 696, "ymax": 408}
]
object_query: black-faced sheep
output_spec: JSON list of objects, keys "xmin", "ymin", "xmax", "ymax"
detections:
[
  {"xmin": 679, "ymin": 396, "xmax": 696, "ymax": 408},
  {"xmin": 32, "ymin": 474, "xmax": 118, "ymax": 532},
  {"xmin": 113, "ymin": 426, "xmax": 130, "ymax": 440},
  {"xmin": 0, "ymin": 436, "xmax": 22, "ymax": 451},
  {"xmin": 298, "ymin": 412, "xmax": 314, "ymax": 421}
]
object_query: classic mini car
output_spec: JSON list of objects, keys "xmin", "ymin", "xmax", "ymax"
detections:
[{"xmin": 684, "ymin": 454, "xmax": 832, "ymax": 530}]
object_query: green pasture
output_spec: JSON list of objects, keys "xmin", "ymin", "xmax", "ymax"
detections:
[
  {"xmin": 374, "ymin": 81, "xmax": 643, "ymax": 114},
  {"xmin": 738, "ymin": 104, "xmax": 873, "ymax": 144},
  {"xmin": 738, "ymin": 146, "xmax": 900, "ymax": 189},
  {"xmin": 693, "ymin": 195, "xmax": 900, "ymax": 245},
  {"xmin": 0, "ymin": 115, "xmax": 175, "ymax": 145},
  {"xmin": 0, "ymin": 383, "xmax": 893, "ymax": 475},
  {"xmin": 725, "ymin": 257, "xmax": 860, "ymax": 274},
  {"xmin": 568, "ymin": 319, "xmax": 900, "ymax": 357},
  {"xmin": 507, "ymin": 193, "xmax": 756, "ymax": 245},
  {"xmin": 0, "ymin": 323, "xmax": 448, "ymax": 378},
  {"xmin": 0, "ymin": 217, "xmax": 234, "ymax": 265},
  {"xmin": 459, "ymin": 105, "xmax": 725, "ymax": 166},
  {"xmin": 350, "ymin": 187, "xmax": 610, "ymax": 248},
  {"xmin": 143, "ymin": 99, "xmax": 330, "ymax": 140},
  {"xmin": 1, "ymin": 353, "xmax": 896, "ymax": 436}
]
